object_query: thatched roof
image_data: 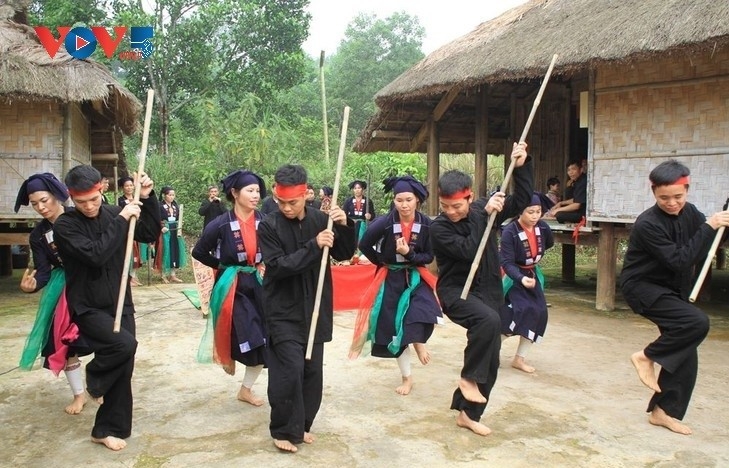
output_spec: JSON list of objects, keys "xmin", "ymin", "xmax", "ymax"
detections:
[
  {"xmin": 354, "ymin": 0, "xmax": 729, "ymax": 152},
  {"xmin": 0, "ymin": 15, "xmax": 142, "ymax": 134}
]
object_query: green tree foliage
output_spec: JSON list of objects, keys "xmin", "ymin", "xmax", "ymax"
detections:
[
  {"xmin": 27, "ymin": 0, "xmax": 108, "ymax": 26},
  {"xmin": 109, "ymin": 0, "xmax": 311, "ymax": 155},
  {"xmin": 326, "ymin": 12, "xmax": 425, "ymax": 138}
]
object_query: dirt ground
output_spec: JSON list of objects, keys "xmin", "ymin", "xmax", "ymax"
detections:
[{"xmin": 1, "ymin": 275, "xmax": 729, "ymax": 468}]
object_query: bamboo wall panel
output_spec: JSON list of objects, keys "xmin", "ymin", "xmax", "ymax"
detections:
[{"xmin": 591, "ymin": 49, "xmax": 729, "ymax": 220}]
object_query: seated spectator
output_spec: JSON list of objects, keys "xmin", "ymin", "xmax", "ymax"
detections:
[
  {"xmin": 547, "ymin": 161, "xmax": 586, "ymax": 223},
  {"xmin": 545, "ymin": 176, "xmax": 561, "ymax": 206}
]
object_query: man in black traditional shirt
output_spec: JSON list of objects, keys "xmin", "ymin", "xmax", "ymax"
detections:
[
  {"xmin": 620, "ymin": 159, "xmax": 729, "ymax": 435},
  {"xmin": 258, "ymin": 164, "xmax": 356, "ymax": 453},
  {"xmin": 54, "ymin": 165, "xmax": 160, "ymax": 450},
  {"xmin": 430, "ymin": 142, "xmax": 528, "ymax": 437}
]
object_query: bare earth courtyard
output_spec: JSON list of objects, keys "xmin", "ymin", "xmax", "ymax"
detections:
[{"xmin": 1, "ymin": 279, "xmax": 728, "ymax": 468}]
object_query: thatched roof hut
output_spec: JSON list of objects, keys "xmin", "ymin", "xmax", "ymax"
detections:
[
  {"xmin": 352, "ymin": 0, "xmax": 729, "ymax": 311},
  {"xmin": 0, "ymin": 1, "xmax": 143, "ymax": 272},
  {"xmin": 354, "ymin": 0, "xmax": 729, "ymax": 153},
  {"xmin": 0, "ymin": 2, "xmax": 142, "ymax": 215}
]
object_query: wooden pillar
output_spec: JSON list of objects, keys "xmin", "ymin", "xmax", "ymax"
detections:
[
  {"xmin": 426, "ymin": 117, "xmax": 440, "ymax": 216},
  {"xmin": 62, "ymin": 103, "xmax": 72, "ymax": 177},
  {"xmin": 562, "ymin": 244, "xmax": 575, "ymax": 283},
  {"xmin": 0, "ymin": 246, "xmax": 11, "ymax": 277},
  {"xmin": 595, "ymin": 223, "xmax": 617, "ymax": 311},
  {"xmin": 474, "ymin": 87, "xmax": 488, "ymax": 197}
]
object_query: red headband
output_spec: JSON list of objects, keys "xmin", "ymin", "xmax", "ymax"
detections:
[
  {"xmin": 652, "ymin": 176, "xmax": 690, "ymax": 187},
  {"xmin": 68, "ymin": 182, "xmax": 103, "ymax": 198},
  {"xmin": 439, "ymin": 188, "xmax": 473, "ymax": 201},
  {"xmin": 274, "ymin": 183, "xmax": 307, "ymax": 200}
]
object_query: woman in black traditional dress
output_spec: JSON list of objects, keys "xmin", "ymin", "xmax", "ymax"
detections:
[
  {"xmin": 350, "ymin": 175, "xmax": 442, "ymax": 395},
  {"xmin": 192, "ymin": 170, "xmax": 268, "ymax": 406}
]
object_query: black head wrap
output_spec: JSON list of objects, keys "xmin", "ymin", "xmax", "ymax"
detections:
[
  {"xmin": 15, "ymin": 173, "xmax": 69, "ymax": 213},
  {"xmin": 383, "ymin": 175, "xmax": 428, "ymax": 202},
  {"xmin": 221, "ymin": 170, "xmax": 267, "ymax": 199},
  {"xmin": 348, "ymin": 180, "xmax": 367, "ymax": 190}
]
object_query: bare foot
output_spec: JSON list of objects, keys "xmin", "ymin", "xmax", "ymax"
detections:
[
  {"xmin": 413, "ymin": 343, "xmax": 431, "ymax": 365},
  {"xmin": 170, "ymin": 276, "xmax": 183, "ymax": 283},
  {"xmin": 395, "ymin": 375, "xmax": 413, "ymax": 395},
  {"xmin": 649, "ymin": 406, "xmax": 692, "ymax": 435},
  {"xmin": 511, "ymin": 356, "xmax": 535, "ymax": 374},
  {"xmin": 303, "ymin": 432, "xmax": 315, "ymax": 444},
  {"xmin": 222, "ymin": 361, "xmax": 236, "ymax": 376},
  {"xmin": 630, "ymin": 351, "xmax": 661, "ymax": 392},
  {"xmin": 91, "ymin": 436, "xmax": 127, "ymax": 451},
  {"xmin": 161, "ymin": 276, "xmax": 170, "ymax": 284},
  {"xmin": 65, "ymin": 393, "xmax": 87, "ymax": 415},
  {"xmin": 273, "ymin": 439, "xmax": 297, "ymax": 453},
  {"xmin": 458, "ymin": 378, "xmax": 487, "ymax": 403},
  {"xmin": 456, "ymin": 410, "xmax": 492, "ymax": 436},
  {"xmin": 237, "ymin": 385, "xmax": 264, "ymax": 406}
]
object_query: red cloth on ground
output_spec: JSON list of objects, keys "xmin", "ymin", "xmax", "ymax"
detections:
[{"xmin": 332, "ymin": 264, "xmax": 377, "ymax": 312}]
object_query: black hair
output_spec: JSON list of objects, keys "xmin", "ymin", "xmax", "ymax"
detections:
[
  {"xmin": 566, "ymin": 160, "xmax": 582, "ymax": 168},
  {"xmin": 274, "ymin": 164, "xmax": 307, "ymax": 186},
  {"xmin": 547, "ymin": 176, "xmax": 560, "ymax": 188},
  {"xmin": 437, "ymin": 170, "xmax": 472, "ymax": 197},
  {"xmin": 649, "ymin": 159, "xmax": 690, "ymax": 188},
  {"xmin": 65, "ymin": 165, "xmax": 101, "ymax": 191}
]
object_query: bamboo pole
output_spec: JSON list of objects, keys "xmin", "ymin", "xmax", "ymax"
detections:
[
  {"xmin": 320, "ymin": 51, "xmax": 330, "ymax": 163},
  {"xmin": 306, "ymin": 106, "xmax": 350, "ymax": 359},
  {"xmin": 689, "ymin": 226, "xmax": 724, "ymax": 303},
  {"xmin": 460, "ymin": 54, "xmax": 558, "ymax": 300},
  {"xmin": 114, "ymin": 89, "xmax": 154, "ymax": 332}
]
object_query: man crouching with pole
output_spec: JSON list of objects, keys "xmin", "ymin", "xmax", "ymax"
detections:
[{"xmin": 54, "ymin": 165, "xmax": 161, "ymax": 450}]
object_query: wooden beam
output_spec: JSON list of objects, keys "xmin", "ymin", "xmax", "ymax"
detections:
[
  {"xmin": 595, "ymin": 223, "xmax": 617, "ymax": 311},
  {"xmin": 92, "ymin": 153, "xmax": 119, "ymax": 162},
  {"xmin": 410, "ymin": 86, "xmax": 461, "ymax": 152},
  {"xmin": 474, "ymin": 87, "xmax": 488, "ymax": 197},
  {"xmin": 426, "ymin": 118, "xmax": 440, "ymax": 216},
  {"xmin": 0, "ymin": 233, "xmax": 31, "ymax": 245}
]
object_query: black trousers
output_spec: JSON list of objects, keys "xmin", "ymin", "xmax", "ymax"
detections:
[
  {"xmin": 442, "ymin": 293, "xmax": 501, "ymax": 422},
  {"xmin": 73, "ymin": 311, "xmax": 137, "ymax": 439},
  {"xmin": 640, "ymin": 294, "xmax": 709, "ymax": 419},
  {"xmin": 555, "ymin": 211, "xmax": 584, "ymax": 223},
  {"xmin": 266, "ymin": 340, "xmax": 324, "ymax": 444}
]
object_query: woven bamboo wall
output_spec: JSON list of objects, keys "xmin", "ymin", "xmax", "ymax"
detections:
[
  {"xmin": 0, "ymin": 100, "xmax": 91, "ymax": 217},
  {"xmin": 591, "ymin": 47, "xmax": 729, "ymax": 220}
]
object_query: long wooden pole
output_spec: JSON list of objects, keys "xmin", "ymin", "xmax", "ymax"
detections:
[
  {"xmin": 460, "ymin": 54, "xmax": 558, "ymax": 300},
  {"xmin": 306, "ymin": 106, "xmax": 350, "ymax": 359},
  {"xmin": 320, "ymin": 51, "xmax": 330, "ymax": 163},
  {"xmin": 114, "ymin": 89, "xmax": 155, "ymax": 332},
  {"xmin": 689, "ymin": 226, "xmax": 725, "ymax": 303}
]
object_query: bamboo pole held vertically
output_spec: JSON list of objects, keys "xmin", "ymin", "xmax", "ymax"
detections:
[{"xmin": 114, "ymin": 89, "xmax": 155, "ymax": 332}]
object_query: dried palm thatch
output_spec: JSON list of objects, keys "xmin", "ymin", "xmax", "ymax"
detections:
[
  {"xmin": 0, "ymin": 10, "xmax": 141, "ymax": 134},
  {"xmin": 355, "ymin": 0, "xmax": 729, "ymax": 152}
]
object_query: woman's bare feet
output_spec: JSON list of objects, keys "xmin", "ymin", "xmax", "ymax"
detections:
[
  {"xmin": 161, "ymin": 276, "xmax": 170, "ymax": 284},
  {"xmin": 458, "ymin": 378, "xmax": 487, "ymax": 403},
  {"xmin": 303, "ymin": 432, "xmax": 315, "ymax": 444},
  {"xmin": 649, "ymin": 405, "xmax": 692, "ymax": 435},
  {"xmin": 631, "ymin": 351, "xmax": 661, "ymax": 392},
  {"xmin": 413, "ymin": 343, "xmax": 431, "ymax": 365},
  {"xmin": 91, "ymin": 436, "xmax": 127, "ymax": 451},
  {"xmin": 274, "ymin": 439, "xmax": 297, "ymax": 452},
  {"xmin": 65, "ymin": 393, "xmax": 86, "ymax": 415},
  {"xmin": 170, "ymin": 275, "xmax": 183, "ymax": 283},
  {"xmin": 395, "ymin": 375, "xmax": 413, "ymax": 395},
  {"xmin": 456, "ymin": 410, "xmax": 492, "ymax": 436},
  {"xmin": 511, "ymin": 356, "xmax": 535, "ymax": 373},
  {"xmin": 237, "ymin": 385, "xmax": 264, "ymax": 406}
]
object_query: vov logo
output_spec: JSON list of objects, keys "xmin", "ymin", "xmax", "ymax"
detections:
[{"xmin": 34, "ymin": 26, "xmax": 154, "ymax": 60}]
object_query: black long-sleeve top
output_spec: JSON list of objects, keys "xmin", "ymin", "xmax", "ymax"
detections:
[
  {"xmin": 54, "ymin": 195, "xmax": 161, "ymax": 316},
  {"xmin": 469, "ymin": 156, "xmax": 534, "ymax": 308},
  {"xmin": 27, "ymin": 207, "xmax": 73, "ymax": 292},
  {"xmin": 343, "ymin": 196, "xmax": 375, "ymax": 221},
  {"xmin": 620, "ymin": 203, "xmax": 722, "ymax": 311},
  {"xmin": 198, "ymin": 198, "xmax": 227, "ymax": 228},
  {"xmin": 258, "ymin": 207, "xmax": 356, "ymax": 344}
]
